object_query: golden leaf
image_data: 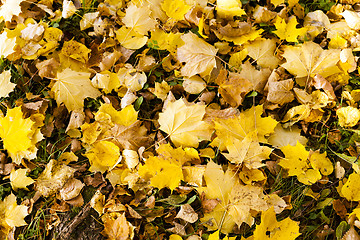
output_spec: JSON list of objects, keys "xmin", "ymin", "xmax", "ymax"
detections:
[
  {"xmin": 158, "ymin": 98, "xmax": 212, "ymax": 147},
  {"xmin": 85, "ymin": 141, "xmax": 121, "ymax": 173},
  {"xmin": 161, "ymin": 0, "xmax": 191, "ymax": 20},
  {"xmin": 252, "ymin": 207, "xmax": 301, "ymax": 239},
  {"xmin": 273, "ymin": 16, "xmax": 307, "ymax": 42},
  {"xmin": 0, "ymin": 107, "xmax": 39, "ymax": 164},
  {"xmin": 122, "ymin": 3, "xmax": 157, "ymax": 35},
  {"xmin": 51, "ymin": 68, "xmax": 101, "ymax": 111}
]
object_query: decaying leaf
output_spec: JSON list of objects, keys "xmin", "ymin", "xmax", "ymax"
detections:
[
  {"xmin": 101, "ymin": 212, "xmax": 132, "ymax": 240},
  {"xmin": 36, "ymin": 159, "xmax": 76, "ymax": 197}
]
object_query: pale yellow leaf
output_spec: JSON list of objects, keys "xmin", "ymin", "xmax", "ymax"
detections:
[
  {"xmin": 0, "ymin": 32, "xmax": 16, "ymax": 58},
  {"xmin": 0, "ymin": 0, "xmax": 24, "ymax": 22},
  {"xmin": 122, "ymin": 3, "xmax": 157, "ymax": 35},
  {"xmin": 51, "ymin": 68, "xmax": 101, "ymax": 111},
  {"xmin": 0, "ymin": 70, "xmax": 16, "ymax": 98},
  {"xmin": 336, "ymin": 106, "xmax": 360, "ymax": 127},
  {"xmin": 116, "ymin": 27, "xmax": 148, "ymax": 50},
  {"xmin": 177, "ymin": 32, "xmax": 218, "ymax": 77},
  {"xmin": 281, "ymin": 41, "xmax": 342, "ymax": 79},
  {"xmin": 216, "ymin": 0, "xmax": 246, "ymax": 19},
  {"xmin": 0, "ymin": 194, "xmax": 28, "ymax": 229},
  {"xmin": 245, "ymin": 38, "xmax": 280, "ymax": 69},
  {"xmin": 10, "ymin": 169, "xmax": 34, "ymax": 191}
]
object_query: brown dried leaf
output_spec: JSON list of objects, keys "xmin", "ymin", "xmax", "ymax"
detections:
[
  {"xmin": 58, "ymin": 178, "xmax": 84, "ymax": 201},
  {"xmin": 175, "ymin": 204, "xmax": 198, "ymax": 223},
  {"xmin": 101, "ymin": 213, "xmax": 130, "ymax": 240}
]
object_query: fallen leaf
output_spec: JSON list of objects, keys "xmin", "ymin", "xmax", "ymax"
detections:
[
  {"xmin": 0, "ymin": 70, "xmax": 15, "ymax": 98},
  {"xmin": 281, "ymin": 41, "xmax": 342, "ymax": 79},
  {"xmin": 101, "ymin": 213, "xmax": 131, "ymax": 240},
  {"xmin": 336, "ymin": 106, "xmax": 360, "ymax": 127},
  {"xmin": 122, "ymin": 3, "xmax": 157, "ymax": 35},
  {"xmin": 10, "ymin": 168, "xmax": 34, "ymax": 191},
  {"xmin": 51, "ymin": 68, "xmax": 101, "ymax": 111},
  {"xmin": 252, "ymin": 207, "xmax": 301, "ymax": 239},
  {"xmin": 273, "ymin": 16, "xmax": 307, "ymax": 42},
  {"xmin": 175, "ymin": 204, "xmax": 198, "ymax": 223},
  {"xmin": 0, "ymin": 0, "xmax": 24, "ymax": 22},
  {"xmin": 177, "ymin": 32, "xmax": 218, "ymax": 77},
  {"xmin": 84, "ymin": 141, "xmax": 121, "ymax": 173},
  {"xmin": 158, "ymin": 98, "xmax": 212, "ymax": 147},
  {"xmin": 245, "ymin": 38, "xmax": 280, "ymax": 69}
]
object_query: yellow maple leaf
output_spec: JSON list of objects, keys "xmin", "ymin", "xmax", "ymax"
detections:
[
  {"xmin": 161, "ymin": 0, "xmax": 191, "ymax": 20},
  {"xmin": 122, "ymin": 3, "xmax": 157, "ymax": 35},
  {"xmin": 85, "ymin": 141, "xmax": 121, "ymax": 173},
  {"xmin": 138, "ymin": 143, "xmax": 199, "ymax": 190},
  {"xmin": 10, "ymin": 168, "xmax": 34, "ymax": 191},
  {"xmin": 200, "ymin": 162, "xmax": 286, "ymax": 233},
  {"xmin": 273, "ymin": 16, "xmax": 307, "ymax": 42},
  {"xmin": 0, "ymin": 193, "xmax": 28, "ymax": 232},
  {"xmin": 252, "ymin": 207, "xmax": 301, "ymax": 240},
  {"xmin": 0, "ymin": 70, "xmax": 16, "ymax": 98},
  {"xmin": 281, "ymin": 41, "xmax": 342, "ymax": 79},
  {"xmin": 0, "ymin": 0, "xmax": 24, "ymax": 22},
  {"xmin": 148, "ymin": 29, "xmax": 184, "ymax": 54},
  {"xmin": 0, "ymin": 107, "xmax": 40, "ymax": 164},
  {"xmin": 177, "ymin": 32, "xmax": 218, "ymax": 77},
  {"xmin": 216, "ymin": 0, "xmax": 246, "ymax": 19},
  {"xmin": 279, "ymin": 142, "xmax": 333, "ymax": 185},
  {"xmin": 95, "ymin": 103, "xmax": 138, "ymax": 127},
  {"xmin": 245, "ymin": 38, "xmax": 280, "ymax": 69},
  {"xmin": 51, "ymin": 68, "xmax": 101, "ymax": 111},
  {"xmin": 138, "ymin": 155, "xmax": 183, "ymax": 190},
  {"xmin": 158, "ymin": 98, "xmax": 212, "ymax": 147},
  {"xmin": 223, "ymin": 131, "xmax": 272, "ymax": 169},
  {"xmin": 212, "ymin": 105, "xmax": 278, "ymax": 150}
]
